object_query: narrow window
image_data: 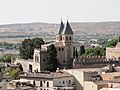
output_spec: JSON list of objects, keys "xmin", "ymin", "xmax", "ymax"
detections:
[
  {"xmin": 60, "ymin": 36, "xmax": 62, "ymax": 40},
  {"xmin": 33, "ymin": 81, "xmax": 36, "ymax": 86},
  {"xmin": 43, "ymin": 59, "xmax": 45, "ymax": 61},
  {"xmin": 69, "ymin": 37, "xmax": 71, "ymax": 40},
  {"xmin": 69, "ymin": 80, "xmax": 71, "ymax": 83},
  {"xmin": 59, "ymin": 48, "xmax": 61, "ymax": 51},
  {"xmin": 63, "ymin": 37, "xmax": 65, "ymax": 40},
  {"xmin": 62, "ymin": 48, "xmax": 64, "ymax": 51},
  {"xmin": 40, "ymin": 81, "xmax": 42, "ymax": 87},
  {"xmin": 63, "ymin": 81, "xmax": 65, "ymax": 84},
  {"xmin": 47, "ymin": 82, "xmax": 49, "ymax": 87}
]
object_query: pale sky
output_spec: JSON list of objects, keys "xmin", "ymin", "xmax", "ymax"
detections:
[{"xmin": 0, "ymin": 0, "xmax": 120, "ymax": 24}]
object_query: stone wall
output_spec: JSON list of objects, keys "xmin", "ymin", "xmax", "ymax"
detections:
[
  {"xmin": 106, "ymin": 47, "xmax": 120, "ymax": 60},
  {"xmin": 14, "ymin": 58, "xmax": 40, "ymax": 72}
]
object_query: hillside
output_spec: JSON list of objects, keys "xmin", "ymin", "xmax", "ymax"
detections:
[{"xmin": 0, "ymin": 21, "xmax": 120, "ymax": 43}]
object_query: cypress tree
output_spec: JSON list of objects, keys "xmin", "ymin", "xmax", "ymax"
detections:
[{"xmin": 45, "ymin": 44, "xmax": 59, "ymax": 72}]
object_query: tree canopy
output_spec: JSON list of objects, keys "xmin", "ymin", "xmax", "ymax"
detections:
[
  {"xmin": 45, "ymin": 44, "xmax": 59, "ymax": 72},
  {"xmin": 0, "ymin": 54, "xmax": 13, "ymax": 63},
  {"xmin": 80, "ymin": 45, "xmax": 85, "ymax": 56},
  {"xmin": 105, "ymin": 39, "xmax": 118, "ymax": 47},
  {"xmin": 19, "ymin": 37, "xmax": 44, "ymax": 59}
]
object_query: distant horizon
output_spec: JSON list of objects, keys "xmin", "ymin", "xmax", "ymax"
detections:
[{"xmin": 1, "ymin": 20, "xmax": 120, "ymax": 26}]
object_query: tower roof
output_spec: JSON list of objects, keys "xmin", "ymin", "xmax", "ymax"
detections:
[
  {"xmin": 58, "ymin": 20, "xmax": 64, "ymax": 34},
  {"xmin": 61, "ymin": 21, "xmax": 74, "ymax": 34}
]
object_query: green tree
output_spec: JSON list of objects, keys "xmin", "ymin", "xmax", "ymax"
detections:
[
  {"xmin": 19, "ymin": 39, "xmax": 32, "ymax": 59},
  {"xmin": 31, "ymin": 37, "xmax": 44, "ymax": 49},
  {"xmin": 45, "ymin": 44, "xmax": 59, "ymax": 72},
  {"xmin": 75, "ymin": 49, "xmax": 78, "ymax": 58},
  {"xmin": 105, "ymin": 39, "xmax": 118, "ymax": 47},
  {"xmin": 73, "ymin": 47, "xmax": 75, "ymax": 58},
  {"xmin": 85, "ymin": 47, "xmax": 105, "ymax": 56},
  {"xmin": 10, "ymin": 68, "xmax": 22, "ymax": 80},
  {"xmin": 19, "ymin": 38, "xmax": 44, "ymax": 59},
  {"xmin": 0, "ymin": 54, "xmax": 13, "ymax": 63},
  {"xmin": 80, "ymin": 45, "xmax": 85, "ymax": 55}
]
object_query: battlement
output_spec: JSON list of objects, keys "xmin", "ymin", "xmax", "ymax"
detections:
[{"xmin": 73, "ymin": 55, "xmax": 120, "ymax": 69}]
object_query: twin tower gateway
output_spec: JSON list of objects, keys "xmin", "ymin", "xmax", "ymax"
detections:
[{"xmin": 31, "ymin": 20, "xmax": 75, "ymax": 72}]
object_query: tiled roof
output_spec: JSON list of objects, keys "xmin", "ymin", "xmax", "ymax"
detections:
[
  {"xmin": 19, "ymin": 71, "xmax": 73, "ymax": 79},
  {"xmin": 61, "ymin": 21, "xmax": 74, "ymax": 34},
  {"xmin": 58, "ymin": 21, "xmax": 64, "ymax": 34}
]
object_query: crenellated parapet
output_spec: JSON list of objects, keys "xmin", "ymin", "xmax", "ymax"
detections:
[{"xmin": 73, "ymin": 55, "xmax": 120, "ymax": 68}]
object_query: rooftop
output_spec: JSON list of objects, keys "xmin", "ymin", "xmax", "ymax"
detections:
[
  {"xmin": 20, "ymin": 71, "xmax": 73, "ymax": 79},
  {"xmin": 109, "ymin": 78, "xmax": 120, "ymax": 83}
]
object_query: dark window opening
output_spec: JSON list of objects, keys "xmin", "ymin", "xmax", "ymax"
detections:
[
  {"xmin": 60, "ymin": 37, "xmax": 62, "ymax": 40},
  {"xmin": 40, "ymin": 81, "xmax": 42, "ymax": 87},
  {"xmin": 62, "ymin": 48, "xmax": 64, "ymax": 51},
  {"xmin": 43, "ymin": 59, "xmax": 45, "ymax": 61},
  {"xmin": 59, "ymin": 48, "xmax": 61, "ymax": 51},
  {"xmin": 66, "ymin": 37, "xmax": 68, "ymax": 40},
  {"xmin": 69, "ymin": 37, "xmax": 71, "ymax": 40},
  {"xmin": 47, "ymin": 82, "xmax": 49, "ymax": 87},
  {"xmin": 29, "ymin": 64, "xmax": 32, "ymax": 72},
  {"xmin": 69, "ymin": 80, "xmax": 71, "ymax": 83},
  {"xmin": 63, "ymin": 81, "xmax": 65, "ymax": 84},
  {"xmin": 33, "ymin": 81, "xmax": 35, "ymax": 86}
]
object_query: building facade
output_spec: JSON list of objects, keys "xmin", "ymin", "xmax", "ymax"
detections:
[
  {"xmin": 19, "ymin": 71, "xmax": 75, "ymax": 90},
  {"xmin": 14, "ymin": 20, "xmax": 74, "ymax": 72}
]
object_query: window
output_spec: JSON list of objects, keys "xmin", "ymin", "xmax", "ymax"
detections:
[
  {"xmin": 60, "ymin": 36, "xmax": 62, "ymax": 40},
  {"xmin": 62, "ymin": 48, "xmax": 64, "ymax": 51},
  {"xmin": 63, "ymin": 37, "xmax": 65, "ymax": 40},
  {"xmin": 35, "ymin": 56, "xmax": 39, "ymax": 62},
  {"xmin": 66, "ymin": 37, "xmax": 68, "ymax": 40},
  {"xmin": 69, "ymin": 80, "xmax": 71, "ymax": 83},
  {"xmin": 59, "ymin": 48, "xmax": 61, "ymax": 51},
  {"xmin": 47, "ymin": 82, "xmax": 49, "ymax": 87},
  {"xmin": 40, "ymin": 81, "xmax": 42, "ymax": 87},
  {"xmin": 33, "ymin": 81, "xmax": 35, "ymax": 86},
  {"xmin": 69, "ymin": 37, "xmax": 71, "ymax": 40},
  {"xmin": 63, "ymin": 81, "xmax": 65, "ymax": 84},
  {"xmin": 43, "ymin": 59, "xmax": 45, "ymax": 61}
]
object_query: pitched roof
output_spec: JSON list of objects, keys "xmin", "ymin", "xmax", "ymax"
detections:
[
  {"xmin": 58, "ymin": 20, "xmax": 64, "ymax": 34},
  {"xmin": 62, "ymin": 21, "xmax": 74, "ymax": 34},
  {"xmin": 19, "ymin": 71, "xmax": 73, "ymax": 79}
]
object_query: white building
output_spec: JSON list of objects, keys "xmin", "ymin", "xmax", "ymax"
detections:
[{"xmin": 19, "ymin": 71, "xmax": 75, "ymax": 90}]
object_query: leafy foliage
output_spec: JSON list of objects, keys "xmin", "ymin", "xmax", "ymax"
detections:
[
  {"xmin": 4, "ymin": 67, "xmax": 23, "ymax": 80},
  {"xmin": 79, "ymin": 39, "xmax": 118, "ymax": 57},
  {"xmin": 45, "ymin": 44, "xmax": 59, "ymax": 72},
  {"xmin": 85, "ymin": 47, "xmax": 105, "ymax": 56},
  {"xmin": 80, "ymin": 45, "xmax": 85, "ymax": 55},
  {"xmin": 105, "ymin": 39, "xmax": 118, "ymax": 47},
  {"xmin": 0, "ymin": 54, "xmax": 13, "ymax": 63},
  {"xmin": 19, "ymin": 37, "xmax": 44, "ymax": 59},
  {"xmin": 10, "ymin": 68, "xmax": 22, "ymax": 80}
]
